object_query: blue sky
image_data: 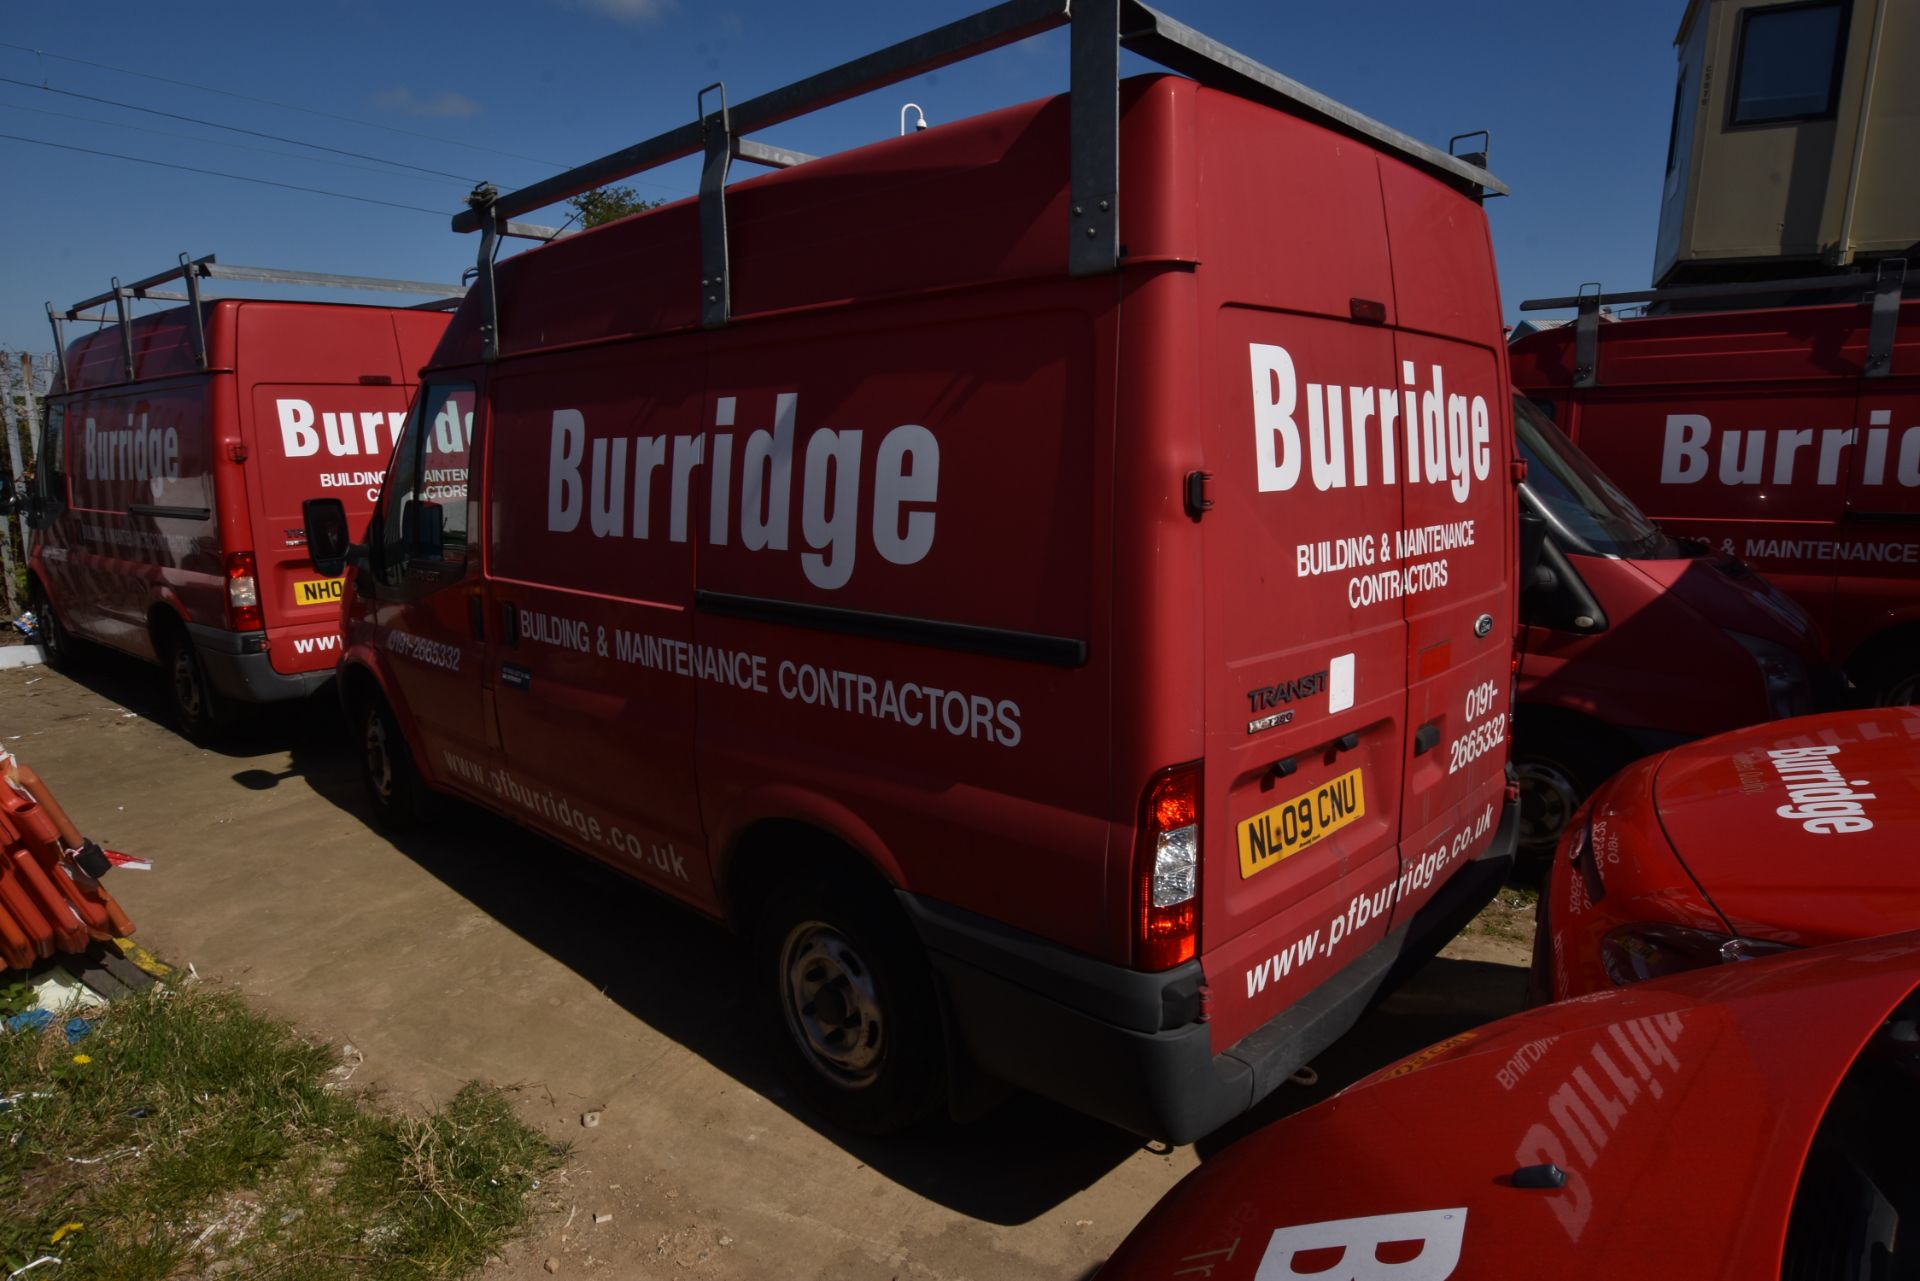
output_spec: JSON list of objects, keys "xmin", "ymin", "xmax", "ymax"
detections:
[{"xmin": 0, "ymin": 0, "xmax": 1682, "ymax": 358}]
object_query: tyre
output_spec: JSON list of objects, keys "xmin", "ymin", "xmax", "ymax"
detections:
[
  {"xmin": 1512, "ymin": 720, "xmax": 1632, "ymax": 863},
  {"xmin": 755, "ymin": 876, "xmax": 947, "ymax": 1136},
  {"xmin": 159, "ymin": 627, "xmax": 226, "ymax": 745},
  {"xmin": 1861, "ymin": 652, "xmax": 1920, "ymax": 708},
  {"xmin": 28, "ymin": 581, "xmax": 74, "ymax": 670},
  {"xmin": 356, "ymin": 692, "xmax": 429, "ymax": 829}
]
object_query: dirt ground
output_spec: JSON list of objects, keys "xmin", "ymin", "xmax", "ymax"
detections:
[{"xmin": 1, "ymin": 655, "xmax": 1536, "ymax": 1280}]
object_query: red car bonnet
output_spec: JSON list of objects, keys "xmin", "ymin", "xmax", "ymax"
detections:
[
  {"xmin": 1099, "ymin": 933, "xmax": 1920, "ymax": 1281},
  {"xmin": 1653, "ymin": 709, "xmax": 1920, "ymax": 945}
]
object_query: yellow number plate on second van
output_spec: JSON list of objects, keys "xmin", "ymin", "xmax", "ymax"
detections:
[
  {"xmin": 1237, "ymin": 768, "xmax": 1366, "ymax": 880},
  {"xmin": 292, "ymin": 578, "xmax": 344, "ymax": 608}
]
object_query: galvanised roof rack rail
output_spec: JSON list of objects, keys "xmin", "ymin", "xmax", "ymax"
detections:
[
  {"xmin": 453, "ymin": 0, "xmax": 1505, "ymax": 355},
  {"xmin": 1520, "ymin": 258, "xmax": 1909, "ymax": 387},
  {"xmin": 46, "ymin": 252, "xmax": 469, "ymax": 390}
]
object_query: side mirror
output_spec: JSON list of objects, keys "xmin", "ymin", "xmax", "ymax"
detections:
[
  {"xmin": 22, "ymin": 496, "xmax": 49, "ymax": 530},
  {"xmin": 0, "ymin": 478, "xmax": 17, "ymax": 520},
  {"xmin": 301, "ymin": 497, "xmax": 353, "ymax": 577}
]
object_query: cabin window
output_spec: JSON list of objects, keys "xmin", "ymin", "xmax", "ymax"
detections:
[{"xmin": 1728, "ymin": 0, "xmax": 1846, "ymax": 127}]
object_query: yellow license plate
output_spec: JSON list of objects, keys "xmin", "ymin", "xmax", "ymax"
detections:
[
  {"xmin": 1237, "ymin": 768, "xmax": 1366, "ymax": 879},
  {"xmin": 291, "ymin": 578, "xmax": 344, "ymax": 608}
]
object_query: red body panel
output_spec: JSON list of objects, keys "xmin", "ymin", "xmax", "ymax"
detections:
[
  {"xmin": 32, "ymin": 302, "xmax": 450, "ymax": 682},
  {"xmin": 1510, "ymin": 300, "xmax": 1920, "ymax": 676},
  {"xmin": 1543, "ymin": 709, "xmax": 1920, "ymax": 1000},
  {"xmin": 1100, "ymin": 933, "xmax": 1920, "ymax": 1281},
  {"xmin": 1518, "ymin": 549, "xmax": 1822, "ymax": 741},
  {"xmin": 342, "ymin": 75, "xmax": 1516, "ymax": 1120}
]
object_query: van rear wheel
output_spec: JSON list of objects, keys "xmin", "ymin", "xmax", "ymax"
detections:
[
  {"xmin": 29, "ymin": 582, "xmax": 73, "ymax": 670},
  {"xmin": 357, "ymin": 693, "xmax": 428, "ymax": 830},
  {"xmin": 1513, "ymin": 727, "xmax": 1629, "ymax": 864},
  {"xmin": 160, "ymin": 629, "xmax": 226, "ymax": 744},
  {"xmin": 756, "ymin": 878, "xmax": 946, "ymax": 1136}
]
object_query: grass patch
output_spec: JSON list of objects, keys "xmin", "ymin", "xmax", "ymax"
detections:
[
  {"xmin": 1, "ymin": 982, "xmax": 563, "ymax": 1280},
  {"xmin": 1468, "ymin": 885, "xmax": 1541, "ymax": 944}
]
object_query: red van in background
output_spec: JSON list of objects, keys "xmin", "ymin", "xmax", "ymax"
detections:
[
  {"xmin": 1511, "ymin": 394, "xmax": 1827, "ymax": 854},
  {"xmin": 28, "ymin": 256, "xmax": 456, "ymax": 740},
  {"xmin": 300, "ymin": 4, "xmax": 1520, "ymax": 1141},
  {"xmin": 1510, "ymin": 278, "xmax": 1918, "ymax": 704}
]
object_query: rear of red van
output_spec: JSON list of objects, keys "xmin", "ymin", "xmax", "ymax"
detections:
[{"xmin": 232, "ymin": 303, "xmax": 449, "ymax": 687}]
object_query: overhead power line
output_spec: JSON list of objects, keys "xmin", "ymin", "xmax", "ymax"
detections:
[
  {"xmin": 0, "ymin": 73, "xmax": 481, "ymax": 183},
  {"xmin": 0, "ymin": 39, "xmax": 567, "ymax": 170},
  {"xmin": 0, "ymin": 132, "xmax": 447, "ymax": 215},
  {"xmin": 0, "ymin": 97, "xmax": 469, "ymax": 190}
]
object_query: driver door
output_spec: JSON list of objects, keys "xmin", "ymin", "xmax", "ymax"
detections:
[{"xmin": 362, "ymin": 381, "xmax": 498, "ymax": 789}]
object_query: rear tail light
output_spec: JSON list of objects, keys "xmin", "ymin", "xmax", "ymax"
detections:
[
  {"xmin": 225, "ymin": 551, "xmax": 262, "ymax": 632},
  {"xmin": 1134, "ymin": 762, "xmax": 1201, "ymax": 970}
]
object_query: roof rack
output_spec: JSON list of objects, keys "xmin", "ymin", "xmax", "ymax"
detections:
[
  {"xmin": 453, "ymin": 0, "xmax": 1505, "ymax": 355},
  {"xmin": 46, "ymin": 252, "xmax": 468, "ymax": 390},
  {"xmin": 1519, "ymin": 259, "xmax": 1910, "ymax": 387}
]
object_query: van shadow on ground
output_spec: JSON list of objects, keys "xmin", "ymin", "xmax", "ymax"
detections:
[
  {"xmin": 171, "ymin": 675, "xmax": 1529, "ymax": 1226},
  {"xmin": 38, "ymin": 643, "xmax": 344, "ymax": 760}
]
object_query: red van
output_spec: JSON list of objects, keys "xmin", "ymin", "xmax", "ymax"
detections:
[
  {"xmin": 299, "ymin": 4, "xmax": 1521, "ymax": 1141},
  {"xmin": 1510, "ymin": 393, "xmax": 1828, "ymax": 854},
  {"xmin": 1509, "ymin": 275, "xmax": 1918, "ymax": 705},
  {"xmin": 28, "ymin": 256, "xmax": 457, "ymax": 740}
]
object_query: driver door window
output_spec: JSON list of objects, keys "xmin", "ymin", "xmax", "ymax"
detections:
[{"xmin": 379, "ymin": 384, "xmax": 475, "ymax": 589}]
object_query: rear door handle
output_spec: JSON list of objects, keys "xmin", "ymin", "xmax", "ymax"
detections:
[
  {"xmin": 1413, "ymin": 722, "xmax": 1441, "ymax": 756},
  {"xmin": 500, "ymin": 602, "xmax": 520, "ymax": 646}
]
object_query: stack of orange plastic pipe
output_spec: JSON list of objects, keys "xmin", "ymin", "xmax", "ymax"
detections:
[{"xmin": 0, "ymin": 753, "xmax": 134, "ymax": 973}]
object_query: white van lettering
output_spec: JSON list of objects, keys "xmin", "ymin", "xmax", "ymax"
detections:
[
  {"xmin": 275, "ymin": 399, "xmax": 413, "ymax": 460},
  {"xmin": 1661, "ymin": 410, "xmax": 1920, "ymax": 489},
  {"xmin": 544, "ymin": 395, "xmax": 940, "ymax": 590},
  {"xmin": 1766, "ymin": 744, "xmax": 1875, "ymax": 834},
  {"xmin": 1256, "ymin": 1209, "xmax": 1466, "ymax": 1281},
  {"xmin": 1249, "ymin": 345, "xmax": 1487, "ymax": 503},
  {"xmin": 81, "ymin": 414, "xmax": 181, "ymax": 482}
]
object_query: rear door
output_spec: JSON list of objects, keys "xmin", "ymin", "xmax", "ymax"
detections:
[
  {"xmin": 1194, "ymin": 104, "xmax": 1408, "ymax": 1051},
  {"xmin": 1377, "ymin": 161, "xmax": 1515, "ymax": 926},
  {"xmin": 236, "ymin": 305, "xmax": 417, "ymax": 672}
]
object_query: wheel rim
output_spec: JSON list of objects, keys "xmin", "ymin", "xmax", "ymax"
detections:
[
  {"xmin": 364, "ymin": 708, "xmax": 395, "ymax": 803},
  {"xmin": 1883, "ymin": 670, "xmax": 1920, "ymax": 708},
  {"xmin": 171, "ymin": 646, "xmax": 202, "ymax": 722},
  {"xmin": 779, "ymin": 921, "xmax": 885, "ymax": 1089},
  {"xmin": 1516, "ymin": 758, "xmax": 1583, "ymax": 854}
]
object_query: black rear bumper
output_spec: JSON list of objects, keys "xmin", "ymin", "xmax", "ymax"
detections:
[
  {"xmin": 187, "ymin": 623, "xmax": 331, "ymax": 704},
  {"xmin": 903, "ymin": 797, "xmax": 1518, "ymax": 1144}
]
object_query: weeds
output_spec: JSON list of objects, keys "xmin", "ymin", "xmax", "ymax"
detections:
[{"xmin": 0, "ymin": 983, "xmax": 563, "ymax": 1280}]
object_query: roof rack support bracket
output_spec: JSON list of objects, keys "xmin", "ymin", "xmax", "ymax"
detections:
[
  {"xmin": 44, "ymin": 305, "xmax": 67, "ymax": 393},
  {"xmin": 699, "ymin": 83, "xmax": 735, "ymax": 331},
  {"xmin": 1068, "ymin": 0, "xmax": 1121, "ymax": 276},
  {"xmin": 467, "ymin": 185, "xmax": 501, "ymax": 363},
  {"xmin": 1573, "ymin": 284, "xmax": 1601, "ymax": 390},
  {"xmin": 111, "ymin": 280, "xmax": 135, "ymax": 384},
  {"xmin": 181, "ymin": 253, "xmax": 209, "ymax": 370},
  {"xmin": 1866, "ymin": 259, "xmax": 1904, "ymax": 379}
]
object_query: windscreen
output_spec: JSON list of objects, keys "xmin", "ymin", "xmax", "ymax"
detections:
[{"xmin": 1514, "ymin": 395, "xmax": 1665, "ymax": 558}]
